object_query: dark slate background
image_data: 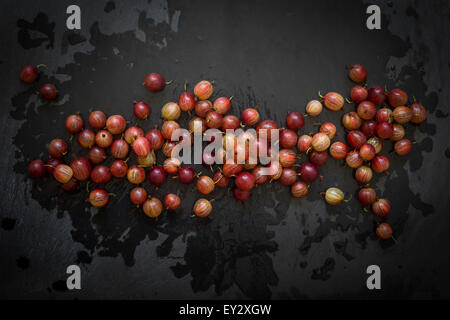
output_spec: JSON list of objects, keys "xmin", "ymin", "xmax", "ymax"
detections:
[{"xmin": 0, "ymin": 0, "xmax": 449, "ymax": 299}]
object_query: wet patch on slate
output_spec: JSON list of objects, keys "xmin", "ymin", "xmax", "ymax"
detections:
[
  {"xmin": 51, "ymin": 280, "xmax": 68, "ymax": 292},
  {"xmin": 311, "ymin": 258, "xmax": 335, "ymax": 281},
  {"xmin": 16, "ymin": 256, "xmax": 30, "ymax": 270},
  {"xmin": 436, "ymin": 110, "xmax": 449, "ymax": 118},
  {"xmin": 76, "ymin": 250, "xmax": 93, "ymax": 264},
  {"xmin": 104, "ymin": 1, "xmax": 116, "ymax": 13},
  {"xmin": 61, "ymin": 31, "xmax": 87, "ymax": 55},
  {"xmin": 1, "ymin": 218, "xmax": 16, "ymax": 230},
  {"xmin": 333, "ymin": 239, "xmax": 355, "ymax": 261},
  {"xmin": 406, "ymin": 6, "xmax": 419, "ymax": 20},
  {"xmin": 17, "ymin": 12, "xmax": 55, "ymax": 49}
]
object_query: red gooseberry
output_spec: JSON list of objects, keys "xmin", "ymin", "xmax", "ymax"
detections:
[
  {"xmin": 45, "ymin": 158, "xmax": 63, "ymax": 175},
  {"xmin": 143, "ymin": 73, "xmax": 166, "ymax": 92},
  {"xmin": 206, "ymin": 111, "xmax": 223, "ymax": 129},
  {"xmin": 195, "ymin": 100, "xmax": 213, "ymax": 118},
  {"xmin": 359, "ymin": 143, "xmax": 376, "ymax": 161},
  {"xmin": 388, "ymin": 89, "xmax": 408, "ymax": 108},
  {"xmin": 347, "ymin": 130, "xmax": 367, "ymax": 149},
  {"xmin": 148, "ymin": 166, "xmax": 167, "ymax": 186},
  {"xmin": 130, "ymin": 187, "xmax": 147, "ymax": 206},
  {"xmin": 20, "ymin": 65, "xmax": 39, "ymax": 83},
  {"xmin": 132, "ymin": 137, "xmax": 151, "ymax": 157},
  {"xmin": 410, "ymin": 104, "xmax": 426, "ymax": 124},
  {"xmin": 372, "ymin": 199, "xmax": 391, "ymax": 217},
  {"xmin": 91, "ymin": 165, "xmax": 112, "ymax": 184},
  {"xmin": 305, "ymin": 100, "xmax": 322, "ymax": 116},
  {"xmin": 145, "ymin": 129, "xmax": 164, "ymax": 150},
  {"xmin": 235, "ymin": 172, "xmax": 256, "ymax": 191},
  {"xmin": 391, "ymin": 124, "xmax": 405, "ymax": 141},
  {"xmin": 371, "ymin": 155, "xmax": 389, "ymax": 173},
  {"xmin": 178, "ymin": 166, "xmax": 196, "ymax": 184},
  {"xmin": 179, "ymin": 92, "xmax": 195, "ymax": 112},
  {"xmin": 39, "ymin": 83, "xmax": 58, "ymax": 100},
  {"xmin": 88, "ymin": 110, "xmax": 106, "ymax": 130},
  {"xmin": 297, "ymin": 162, "xmax": 319, "ymax": 183},
  {"xmin": 77, "ymin": 129, "xmax": 95, "ymax": 149},
  {"xmin": 393, "ymin": 106, "xmax": 412, "ymax": 124},
  {"xmin": 222, "ymin": 115, "xmax": 240, "ymax": 130},
  {"xmin": 164, "ymin": 194, "xmax": 181, "ymax": 210},
  {"xmin": 28, "ymin": 159, "xmax": 46, "ymax": 178},
  {"xmin": 143, "ymin": 197, "xmax": 163, "ymax": 218},
  {"xmin": 376, "ymin": 122, "xmax": 394, "ymax": 139},
  {"xmin": 49, "ymin": 139, "xmax": 68, "ymax": 159},
  {"xmin": 163, "ymin": 158, "xmax": 181, "ymax": 174},
  {"xmin": 196, "ymin": 176, "xmax": 215, "ymax": 194},
  {"xmin": 193, "ymin": 199, "xmax": 213, "ymax": 216},
  {"xmin": 286, "ymin": 112, "xmax": 305, "ymax": 131},
  {"xmin": 361, "ymin": 120, "xmax": 377, "ymax": 137},
  {"xmin": 53, "ymin": 164, "xmax": 73, "ymax": 183},
  {"xmin": 297, "ymin": 135, "xmax": 312, "ymax": 153},
  {"xmin": 348, "ymin": 64, "xmax": 367, "ymax": 83},
  {"xmin": 345, "ymin": 150, "xmax": 363, "ymax": 168},
  {"xmin": 394, "ymin": 139, "xmax": 412, "ymax": 156},
  {"xmin": 320, "ymin": 122, "xmax": 337, "ymax": 139},
  {"xmin": 279, "ymin": 168, "xmax": 298, "ymax": 186},
  {"xmin": 376, "ymin": 223, "xmax": 393, "ymax": 240},
  {"xmin": 110, "ymin": 139, "xmax": 129, "ymax": 159},
  {"xmin": 213, "ymin": 171, "xmax": 230, "ymax": 188},
  {"xmin": 357, "ymin": 101, "xmax": 376, "ymax": 120},
  {"xmin": 233, "ymin": 188, "xmax": 251, "ymax": 201},
  {"xmin": 213, "ymin": 97, "xmax": 231, "ymax": 114},
  {"xmin": 89, "ymin": 146, "xmax": 107, "ymax": 164},
  {"xmin": 279, "ymin": 129, "xmax": 298, "ymax": 149},
  {"xmin": 194, "ymin": 80, "xmax": 213, "ymax": 100},
  {"xmin": 291, "ymin": 181, "xmax": 308, "ymax": 198},
  {"xmin": 241, "ymin": 108, "xmax": 260, "ymax": 126},
  {"xmin": 342, "ymin": 112, "xmax": 362, "ymax": 130},
  {"xmin": 89, "ymin": 189, "xmax": 109, "ymax": 208},
  {"xmin": 311, "ymin": 132, "xmax": 330, "ymax": 152},
  {"xmin": 357, "ymin": 187, "xmax": 376, "ymax": 206},
  {"xmin": 309, "ymin": 150, "xmax": 328, "ymax": 167},
  {"xmin": 127, "ymin": 165, "xmax": 146, "ymax": 184},
  {"xmin": 350, "ymin": 86, "xmax": 368, "ymax": 103},
  {"xmin": 368, "ymin": 86, "xmax": 386, "ymax": 105},
  {"xmin": 355, "ymin": 166, "xmax": 373, "ymax": 184},
  {"xmin": 162, "ymin": 102, "xmax": 181, "ymax": 120},
  {"xmin": 133, "ymin": 101, "xmax": 151, "ymax": 119},
  {"xmin": 124, "ymin": 126, "xmax": 144, "ymax": 144},
  {"xmin": 95, "ymin": 130, "xmax": 113, "ymax": 148},
  {"xmin": 110, "ymin": 160, "xmax": 128, "ymax": 178},
  {"xmin": 376, "ymin": 108, "xmax": 393, "ymax": 123},
  {"xmin": 70, "ymin": 157, "xmax": 92, "ymax": 181},
  {"xmin": 256, "ymin": 120, "xmax": 279, "ymax": 142},
  {"xmin": 65, "ymin": 114, "xmax": 84, "ymax": 134},
  {"xmin": 323, "ymin": 92, "xmax": 344, "ymax": 111},
  {"xmin": 106, "ymin": 115, "xmax": 126, "ymax": 135},
  {"xmin": 329, "ymin": 142, "xmax": 348, "ymax": 159}
]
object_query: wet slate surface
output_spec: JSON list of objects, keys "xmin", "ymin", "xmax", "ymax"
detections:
[{"xmin": 0, "ymin": 0, "xmax": 449, "ymax": 299}]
